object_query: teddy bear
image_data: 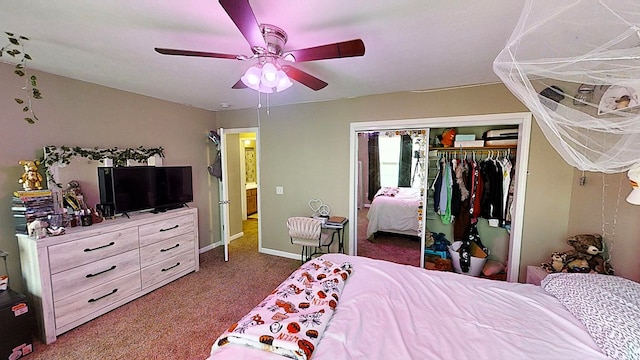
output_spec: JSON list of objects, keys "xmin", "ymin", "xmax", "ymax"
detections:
[
  {"xmin": 18, "ymin": 159, "xmax": 44, "ymax": 191},
  {"xmin": 541, "ymin": 233, "xmax": 614, "ymax": 275}
]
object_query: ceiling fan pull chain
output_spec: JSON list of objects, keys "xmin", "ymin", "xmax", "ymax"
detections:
[
  {"xmin": 266, "ymin": 93, "xmax": 270, "ymax": 115},
  {"xmin": 257, "ymin": 90, "xmax": 262, "ymax": 109}
]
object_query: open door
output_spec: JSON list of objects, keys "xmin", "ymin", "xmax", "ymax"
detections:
[{"xmin": 218, "ymin": 128, "xmax": 230, "ymax": 261}]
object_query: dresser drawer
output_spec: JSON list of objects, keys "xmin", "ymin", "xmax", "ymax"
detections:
[
  {"xmin": 141, "ymin": 251, "xmax": 195, "ymax": 289},
  {"xmin": 54, "ymin": 271, "xmax": 141, "ymax": 330},
  {"xmin": 48, "ymin": 228, "xmax": 139, "ymax": 274},
  {"xmin": 138, "ymin": 214, "xmax": 194, "ymax": 247},
  {"xmin": 51, "ymin": 249, "xmax": 140, "ymax": 302},
  {"xmin": 140, "ymin": 233, "xmax": 195, "ymax": 268}
]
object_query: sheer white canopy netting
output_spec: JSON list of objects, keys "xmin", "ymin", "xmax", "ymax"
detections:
[{"xmin": 494, "ymin": 0, "xmax": 640, "ymax": 174}]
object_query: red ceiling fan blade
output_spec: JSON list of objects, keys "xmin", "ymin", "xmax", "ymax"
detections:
[
  {"xmin": 219, "ymin": 0, "xmax": 265, "ymax": 52},
  {"xmin": 284, "ymin": 39, "xmax": 365, "ymax": 62},
  {"xmin": 281, "ymin": 65, "xmax": 328, "ymax": 91},
  {"xmin": 155, "ymin": 48, "xmax": 239, "ymax": 60},
  {"xmin": 232, "ymin": 79, "xmax": 247, "ymax": 89}
]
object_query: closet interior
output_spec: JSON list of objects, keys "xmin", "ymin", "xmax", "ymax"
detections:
[
  {"xmin": 426, "ymin": 126, "xmax": 518, "ymax": 280},
  {"xmin": 350, "ymin": 113, "xmax": 531, "ymax": 282}
]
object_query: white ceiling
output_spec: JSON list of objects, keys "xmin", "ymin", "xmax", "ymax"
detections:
[{"xmin": 0, "ymin": 1, "xmax": 525, "ymax": 111}]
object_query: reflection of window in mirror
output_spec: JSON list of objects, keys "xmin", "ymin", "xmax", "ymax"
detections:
[
  {"xmin": 378, "ymin": 136, "xmax": 400, "ymax": 187},
  {"xmin": 378, "ymin": 135, "xmax": 424, "ymax": 189}
]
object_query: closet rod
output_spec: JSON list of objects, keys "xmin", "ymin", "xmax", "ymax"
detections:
[{"xmin": 430, "ymin": 146, "xmax": 516, "ymax": 153}]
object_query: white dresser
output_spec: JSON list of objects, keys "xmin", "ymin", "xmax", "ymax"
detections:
[{"xmin": 17, "ymin": 207, "xmax": 199, "ymax": 344}]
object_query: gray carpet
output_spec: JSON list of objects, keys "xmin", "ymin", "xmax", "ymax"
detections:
[
  {"xmin": 27, "ymin": 215, "xmax": 421, "ymax": 359},
  {"xmin": 26, "ymin": 219, "xmax": 300, "ymax": 360},
  {"xmin": 356, "ymin": 207, "xmax": 422, "ymax": 267}
]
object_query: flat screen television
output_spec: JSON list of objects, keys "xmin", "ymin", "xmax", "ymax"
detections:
[{"xmin": 98, "ymin": 166, "xmax": 193, "ymax": 215}]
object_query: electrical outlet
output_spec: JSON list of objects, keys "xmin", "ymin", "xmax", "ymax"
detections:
[{"xmin": 276, "ymin": 186, "xmax": 284, "ymax": 195}]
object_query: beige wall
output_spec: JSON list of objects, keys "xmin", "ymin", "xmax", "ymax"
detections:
[
  {"xmin": 3, "ymin": 63, "xmax": 637, "ymax": 290},
  {"xmin": 216, "ymin": 83, "xmax": 633, "ymax": 282},
  {"xmin": 568, "ymin": 171, "xmax": 640, "ymax": 281},
  {"xmin": 0, "ymin": 63, "xmax": 218, "ymax": 294}
]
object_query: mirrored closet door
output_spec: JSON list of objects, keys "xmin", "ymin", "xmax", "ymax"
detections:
[{"xmin": 354, "ymin": 128, "xmax": 430, "ymax": 268}]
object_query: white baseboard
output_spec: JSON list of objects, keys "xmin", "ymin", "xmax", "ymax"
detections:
[
  {"xmin": 199, "ymin": 235, "xmax": 299, "ymax": 261},
  {"xmin": 259, "ymin": 247, "xmax": 300, "ymax": 260}
]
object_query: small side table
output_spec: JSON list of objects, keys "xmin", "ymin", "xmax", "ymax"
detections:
[
  {"xmin": 323, "ymin": 218, "xmax": 348, "ymax": 254},
  {"xmin": 526, "ymin": 265, "xmax": 549, "ymax": 285}
]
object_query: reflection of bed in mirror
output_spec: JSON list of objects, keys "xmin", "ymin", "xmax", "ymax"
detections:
[{"xmin": 366, "ymin": 187, "xmax": 421, "ymax": 239}]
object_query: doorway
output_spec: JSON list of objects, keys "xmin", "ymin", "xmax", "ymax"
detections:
[
  {"xmin": 348, "ymin": 113, "xmax": 532, "ymax": 281},
  {"xmin": 220, "ymin": 127, "xmax": 261, "ymax": 259}
]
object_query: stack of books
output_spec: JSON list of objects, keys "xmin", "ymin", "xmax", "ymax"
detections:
[
  {"xmin": 454, "ymin": 134, "xmax": 484, "ymax": 148},
  {"xmin": 326, "ymin": 216, "xmax": 347, "ymax": 226},
  {"xmin": 11, "ymin": 190, "xmax": 55, "ymax": 234},
  {"xmin": 454, "ymin": 140, "xmax": 485, "ymax": 148}
]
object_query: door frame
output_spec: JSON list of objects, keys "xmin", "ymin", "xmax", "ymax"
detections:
[
  {"xmin": 219, "ymin": 126, "xmax": 261, "ymax": 260},
  {"xmin": 349, "ymin": 112, "xmax": 532, "ymax": 282}
]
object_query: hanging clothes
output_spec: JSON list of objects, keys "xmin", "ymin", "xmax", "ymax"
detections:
[
  {"xmin": 453, "ymin": 158, "xmax": 471, "ymax": 242},
  {"xmin": 480, "ymin": 157, "xmax": 504, "ymax": 226},
  {"xmin": 500, "ymin": 154, "xmax": 514, "ymax": 229},
  {"xmin": 431, "ymin": 155, "xmax": 443, "ymax": 214},
  {"xmin": 449, "ymin": 158, "xmax": 462, "ymax": 221},
  {"xmin": 504, "ymin": 162, "xmax": 516, "ymax": 226},
  {"xmin": 468, "ymin": 157, "xmax": 488, "ymax": 253},
  {"xmin": 439, "ymin": 158, "xmax": 454, "ymax": 224}
]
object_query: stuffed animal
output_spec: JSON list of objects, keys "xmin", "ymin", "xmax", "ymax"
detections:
[
  {"xmin": 566, "ymin": 234, "xmax": 604, "ymax": 257},
  {"xmin": 18, "ymin": 159, "xmax": 44, "ymax": 191},
  {"xmin": 438, "ymin": 128, "xmax": 457, "ymax": 147},
  {"xmin": 549, "ymin": 251, "xmax": 566, "ymax": 272},
  {"xmin": 565, "ymin": 258, "xmax": 590, "ymax": 273},
  {"xmin": 541, "ymin": 233, "xmax": 614, "ymax": 275},
  {"xmin": 27, "ymin": 219, "xmax": 48, "ymax": 239}
]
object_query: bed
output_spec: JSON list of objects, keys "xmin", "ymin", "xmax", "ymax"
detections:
[
  {"xmin": 366, "ymin": 186, "xmax": 421, "ymax": 239},
  {"xmin": 207, "ymin": 253, "xmax": 639, "ymax": 360}
]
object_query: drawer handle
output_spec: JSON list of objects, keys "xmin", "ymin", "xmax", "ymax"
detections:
[
  {"xmin": 84, "ymin": 242, "xmax": 115, "ymax": 252},
  {"xmin": 159, "ymin": 225, "xmax": 179, "ymax": 232},
  {"xmin": 160, "ymin": 244, "xmax": 180, "ymax": 252},
  {"xmin": 86, "ymin": 265, "xmax": 117, "ymax": 278},
  {"xmin": 161, "ymin": 262, "xmax": 180, "ymax": 272},
  {"xmin": 88, "ymin": 288, "xmax": 118, "ymax": 303}
]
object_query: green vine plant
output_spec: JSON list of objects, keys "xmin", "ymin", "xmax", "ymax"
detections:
[
  {"xmin": 0, "ymin": 32, "xmax": 43, "ymax": 124},
  {"xmin": 42, "ymin": 145, "xmax": 165, "ymax": 187}
]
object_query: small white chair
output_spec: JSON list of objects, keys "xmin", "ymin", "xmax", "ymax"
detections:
[{"xmin": 287, "ymin": 217, "xmax": 334, "ymax": 263}]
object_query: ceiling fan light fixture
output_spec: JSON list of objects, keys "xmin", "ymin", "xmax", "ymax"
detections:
[
  {"xmin": 241, "ymin": 65, "xmax": 262, "ymax": 90},
  {"xmin": 276, "ymin": 70, "xmax": 293, "ymax": 92},
  {"xmin": 258, "ymin": 83, "xmax": 274, "ymax": 94},
  {"xmin": 261, "ymin": 62, "xmax": 279, "ymax": 87},
  {"xmin": 241, "ymin": 58, "xmax": 292, "ymax": 93}
]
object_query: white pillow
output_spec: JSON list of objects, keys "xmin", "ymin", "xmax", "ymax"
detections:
[{"xmin": 542, "ymin": 273, "xmax": 640, "ymax": 360}]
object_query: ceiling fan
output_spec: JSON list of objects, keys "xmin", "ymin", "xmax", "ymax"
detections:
[{"xmin": 154, "ymin": 0, "xmax": 365, "ymax": 92}]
